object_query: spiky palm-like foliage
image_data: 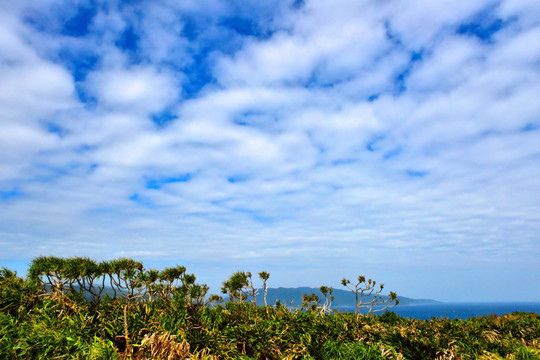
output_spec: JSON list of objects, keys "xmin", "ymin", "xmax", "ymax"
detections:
[{"xmin": 2, "ymin": 258, "xmax": 539, "ymax": 359}]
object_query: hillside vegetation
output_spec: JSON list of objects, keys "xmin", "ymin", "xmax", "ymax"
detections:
[{"xmin": 1, "ymin": 257, "xmax": 539, "ymax": 359}]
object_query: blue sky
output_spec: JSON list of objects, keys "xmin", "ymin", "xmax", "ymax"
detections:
[{"xmin": 1, "ymin": 0, "xmax": 539, "ymax": 302}]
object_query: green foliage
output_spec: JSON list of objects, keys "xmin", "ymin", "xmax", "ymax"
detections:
[
  {"xmin": 221, "ymin": 271, "xmax": 250, "ymax": 303},
  {"xmin": 2, "ymin": 257, "xmax": 539, "ymax": 359},
  {"xmin": 320, "ymin": 340, "xmax": 385, "ymax": 359},
  {"xmin": 0, "ymin": 268, "xmax": 39, "ymax": 317}
]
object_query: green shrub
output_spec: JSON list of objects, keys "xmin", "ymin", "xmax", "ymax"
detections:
[{"xmin": 1, "ymin": 258, "xmax": 539, "ymax": 360}]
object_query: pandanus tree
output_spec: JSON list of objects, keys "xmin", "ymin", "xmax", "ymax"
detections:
[
  {"xmin": 105, "ymin": 258, "xmax": 144, "ymax": 301},
  {"xmin": 221, "ymin": 271, "xmax": 271, "ymax": 308},
  {"xmin": 25, "ymin": 256, "xmax": 216, "ymax": 357},
  {"xmin": 29, "ymin": 256, "xmax": 80, "ymax": 311},
  {"xmin": 259, "ymin": 271, "xmax": 270, "ymax": 315},
  {"xmin": 157, "ymin": 265, "xmax": 187, "ymax": 302},
  {"xmin": 221, "ymin": 271, "xmax": 272, "ymax": 321},
  {"xmin": 62, "ymin": 257, "xmax": 103, "ymax": 300},
  {"xmin": 301, "ymin": 286, "xmax": 334, "ymax": 315},
  {"xmin": 221, "ymin": 271, "xmax": 250, "ymax": 303},
  {"xmin": 341, "ymin": 275, "xmax": 399, "ymax": 316},
  {"xmin": 29, "ymin": 256, "xmax": 66, "ymax": 292},
  {"xmin": 140, "ymin": 269, "xmax": 160, "ymax": 302},
  {"xmin": 27, "ymin": 257, "xmax": 206, "ymax": 307},
  {"xmin": 301, "ymin": 292, "xmax": 320, "ymax": 312},
  {"xmin": 245, "ymin": 272, "xmax": 258, "ymax": 308},
  {"xmin": 208, "ymin": 294, "xmax": 224, "ymax": 308},
  {"xmin": 319, "ymin": 286, "xmax": 334, "ymax": 314},
  {"xmin": 189, "ymin": 283, "xmax": 210, "ymax": 307}
]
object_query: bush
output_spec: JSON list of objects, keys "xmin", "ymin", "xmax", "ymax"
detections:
[{"xmin": 1, "ymin": 258, "xmax": 539, "ymax": 359}]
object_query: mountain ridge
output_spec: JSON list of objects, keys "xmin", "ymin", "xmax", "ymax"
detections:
[{"xmin": 250, "ymin": 287, "xmax": 441, "ymax": 308}]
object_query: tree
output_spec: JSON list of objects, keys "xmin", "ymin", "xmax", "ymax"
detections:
[
  {"xmin": 208, "ymin": 294, "xmax": 223, "ymax": 307},
  {"xmin": 341, "ymin": 275, "xmax": 399, "ymax": 316},
  {"xmin": 258, "ymin": 271, "xmax": 270, "ymax": 315},
  {"xmin": 221, "ymin": 271, "xmax": 250, "ymax": 303},
  {"xmin": 301, "ymin": 292, "xmax": 320, "ymax": 312},
  {"xmin": 245, "ymin": 272, "xmax": 258, "ymax": 308},
  {"xmin": 319, "ymin": 286, "xmax": 334, "ymax": 314}
]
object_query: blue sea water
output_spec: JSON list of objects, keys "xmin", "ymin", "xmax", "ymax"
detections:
[{"xmin": 337, "ymin": 302, "xmax": 540, "ymax": 320}]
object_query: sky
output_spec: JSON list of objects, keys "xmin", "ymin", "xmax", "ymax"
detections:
[{"xmin": 1, "ymin": 0, "xmax": 539, "ymax": 302}]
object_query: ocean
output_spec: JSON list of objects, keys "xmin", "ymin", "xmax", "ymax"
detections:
[{"xmin": 336, "ymin": 302, "xmax": 540, "ymax": 320}]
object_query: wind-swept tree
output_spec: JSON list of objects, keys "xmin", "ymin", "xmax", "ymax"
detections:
[
  {"xmin": 29, "ymin": 256, "xmax": 66, "ymax": 292},
  {"xmin": 158, "ymin": 265, "xmax": 187, "ymax": 301},
  {"xmin": 221, "ymin": 271, "xmax": 264, "ymax": 313},
  {"xmin": 221, "ymin": 271, "xmax": 250, "ymax": 303},
  {"xmin": 62, "ymin": 257, "xmax": 103, "ymax": 300},
  {"xmin": 95, "ymin": 258, "xmax": 144, "ymax": 301},
  {"xmin": 341, "ymin": 275, "xmax": 399, "ymax": 316},
  {"xmin": 368, "ymin": 290, "xmax": 399, "ymax": 315},
  {"xmin": 319, "ymin": 286, "xmax": 334, "ymax": 314},
  {"xmin": 188, "ymin": 283, "xmax": 209, "ymax": 308}
]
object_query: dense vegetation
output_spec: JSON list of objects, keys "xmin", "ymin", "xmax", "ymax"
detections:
[{"xmin": 1, "ymin": 257, "xmax": 539, "ymax": 359}]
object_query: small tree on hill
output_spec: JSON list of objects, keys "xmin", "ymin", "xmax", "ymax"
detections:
[
  {"xmin": 319, "ymin": 286, "xmax": 334, "ymax": 314},
  {"xmin": 221, "ymin": 271, "xmax": 250, "ymax": 303},
  {"xmin": 245, "ymin": 272, "xmax": 258, "ymax": 308},
  {"xmin": 258, "ymin": 271, "xmax": 270, "ymax": 315},
  {"xmin": 341, "ymin": 275, "xmax": 399, "ymax": 316},
  {"xmin": 301, "ymin": 292, "xmax": 320, "ymax": 312}
]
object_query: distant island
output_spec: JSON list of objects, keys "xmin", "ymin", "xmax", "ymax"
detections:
[
  {"xmin": 81, "ymin": 285, "xmax": 439, "ymax": 309},
  {"xmin": 251, "ymin": 287, "xmax": 441, "ymax": 309}
]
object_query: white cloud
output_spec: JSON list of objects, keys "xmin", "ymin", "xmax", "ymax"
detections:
[
  {"xmin": 215, "ymin": 1, "xmax": 390, "ymax": 87},
  {"xmin": 0, "ymin": 13, "xmax": 37, "ymax": 61},
  {"xmin": 139, "ymin": 9, "xmax": 189, "ymax": 65},
  {"xmin": 386, "ymin": 0, "xmax": 496, "ymax": 48},
  {"xmin": 0, "ymin": 12, "xmax": 77, "ymax": 182},
  {"xmin": 407, "ymin": 36, "xmax": 485, "ymax": 93},
  {"xmin": 499, "ymin": 0, "xmax": 540, "ymax": 28},
  {"xmin": 491, "ymin": 26, "xmax": 540, "ymax": 65},
  {"xmin": 0, "ymin": 62, "xmax": 75, "ymax": 114},
  {"xmin": 1, "ymin": 0, "xmax": 539, "ymax": 301},
  {"xmin": 85, "ymin": 66, "xmax": 180, "ymax": 114}
]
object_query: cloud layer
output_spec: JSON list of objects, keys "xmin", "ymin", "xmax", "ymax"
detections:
[{"xmin": 1, "ymin": 0, "xmax": 539, "ymax": 301}]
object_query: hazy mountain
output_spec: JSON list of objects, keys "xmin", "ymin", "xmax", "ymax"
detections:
[{"xmin": 252, "ymin": 287, "xmax": 441, "ymax": 308}]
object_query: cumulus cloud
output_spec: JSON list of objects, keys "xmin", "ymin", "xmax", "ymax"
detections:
[
  {"xmin": 0, "ymin": 0, "xmax": 539, "ymax": 301},
  {"xmin": 85, "ymin": 67, "xmax": 180, "ymax": 113},
  {"xmin": 0, "ymin": 11, "xmax": 77, "ymax": 182}
]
